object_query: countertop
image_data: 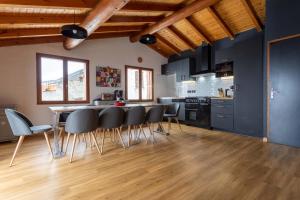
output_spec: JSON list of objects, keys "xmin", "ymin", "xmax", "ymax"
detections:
[{"xmin": 210, "ymin": 97, "xmax": 234, "ymax": 100}]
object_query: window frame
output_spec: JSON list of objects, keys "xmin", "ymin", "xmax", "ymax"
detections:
[
  {"xmin": 125, "ymin": 65, "xmax": 154, "ymax": 102},
  {"xmin": 36, "ymin": 53, "xmax": 90, "ymax": 105}
]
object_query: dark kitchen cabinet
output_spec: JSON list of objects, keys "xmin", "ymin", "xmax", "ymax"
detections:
[
  {"xmin": 215, "ymin": 33, "xmax": 263, "ymax": 137},
  {"xmin": 211, "ymin": 99, "xmax": 234, "ymax": 131},
  {"xmin": 161, "ymin": 58, "xmax": 195, "ymax": 82}
]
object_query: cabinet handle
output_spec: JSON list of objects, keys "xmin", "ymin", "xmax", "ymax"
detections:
[
  {"xmin": 217, "ymin": 115, "xmax": 225, "ymax": 118},
  {"xmin": 216, "ymin": 105, "xmax": 225, "ymax": 108}
]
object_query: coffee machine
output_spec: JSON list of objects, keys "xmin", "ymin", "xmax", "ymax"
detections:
[{"xmin": 113, "ymin": 90, "xmax": 123, "ymax": 100}]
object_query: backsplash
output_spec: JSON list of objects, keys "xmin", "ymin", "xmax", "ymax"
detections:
[{"xmin": 176, "ymin": 74, "xmax": 234, "ymax": 97}]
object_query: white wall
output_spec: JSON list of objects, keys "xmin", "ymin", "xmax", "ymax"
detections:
[{"xmin": 0, "ymin": 37, "xmax": 168, "ymax": 124}]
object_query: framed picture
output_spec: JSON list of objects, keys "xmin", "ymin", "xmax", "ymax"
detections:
[{"xmin": 96, "ymin": 66, "xmax": 121, "ymax": 87}]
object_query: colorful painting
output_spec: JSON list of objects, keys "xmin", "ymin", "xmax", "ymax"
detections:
[{"xmin": 96, "ymin": 66, "xmax": 121, "ymax": 87}]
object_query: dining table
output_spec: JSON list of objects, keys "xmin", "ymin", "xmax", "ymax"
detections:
[{"xmin": 49, "ymin": 103, "xmax": 166, "ymax": 158}]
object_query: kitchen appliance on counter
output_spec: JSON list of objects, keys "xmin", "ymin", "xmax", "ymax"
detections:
[
  {"xmin": 185, "ymin": 97, "xmax": 211, "ymax": 128},
  {"xmin": 113, "ymin": 90, "xmax": 123, "ymax": 100}
]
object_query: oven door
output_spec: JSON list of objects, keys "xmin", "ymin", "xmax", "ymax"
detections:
[{"xmin": 185, "ymin": 104, "xmax": 211, "ymax": 128}]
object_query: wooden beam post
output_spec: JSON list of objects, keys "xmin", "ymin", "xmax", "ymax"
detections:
[
  {"xmin": 186, "ymin": 18, "xmax": 212, "ymax": 45},
  {"xmin": 155, "ymin": 34, "xmax": 181, "ymax": 56},
  {"xmin": 206, "ymin": 7, "xmax": 234, "ymax": 40},
  {"xmin": 130, "ymin": 0, "xmax": 220, "ymax": 42},
  {"xmin": 63, "ymin": 0, "xmax": 130, "ymax": 50},
  {"xmin": 240, "ymin": 0, "xmax": 263, "ymax": 32}
]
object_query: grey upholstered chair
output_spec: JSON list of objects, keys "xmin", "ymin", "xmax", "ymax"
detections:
[
  {"xmin": 98, "ymin": 107, "xmax": 125, "ymax": 153},
  {"xmin": 64, "ymin": 109, "xmax": 100, "ymax": 163},
  {"xmin": 164, "ymin": 103, "xmax": 183, "ymax": 134},
  {"xmin": 5, "ymin": 109, "xmax": 53, "ymax": 167},
  {"xmin": 145, "ymin": 105, "xmax": 165, "ymax": 144},
  {"xmin": 124, "ymin": 106, "xmax": 148, "ymax": 147}
]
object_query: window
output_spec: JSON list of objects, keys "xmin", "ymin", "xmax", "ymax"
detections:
[
  {"xmin": 36, "ymin": 53, "xmax": 89, "ymax": 104},
  {"xmin": 125, "ymin": 65, "xmax": 153, "ymax": 101}
]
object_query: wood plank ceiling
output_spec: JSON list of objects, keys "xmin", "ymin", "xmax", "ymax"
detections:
[{"xmin": 0, "ymin": 0, "xmax": 265, "ymax": 57}]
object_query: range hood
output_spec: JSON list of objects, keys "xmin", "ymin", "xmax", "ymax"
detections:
[{"xmin": 190, "ymin": 45, "xmax": 214, "ymax": 76}]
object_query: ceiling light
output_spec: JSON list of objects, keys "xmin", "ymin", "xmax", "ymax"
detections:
[
  {"xmin": 61, "ymin": 10, "xmax": 87, "ymax": 39},
  {"xmin": 139, "ymin": 34, "xmax": 156, "ymax": 45}
]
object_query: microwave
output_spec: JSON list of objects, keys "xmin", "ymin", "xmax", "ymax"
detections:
[{"xmin": 215, "ymin": 61, "xmax": 233, "ymax": 78}]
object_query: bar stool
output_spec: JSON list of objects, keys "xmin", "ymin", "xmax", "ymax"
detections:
[
  {"xmin": 65, "ymin": 109, "xmax": 101, "ymax": 163},
  {"xmin": 98, "ymin": 107, "xmax": 126, "ymax": 153},
  {"xmin": 145, "ymin": 105, "xmax": 165, "ymax": 144},
  {"xmin": 164, "ymin": 103, "xmax": 183, "ymax": 134},
  {"xmin": 5, "ymin": 109, "xmax": 54, "ymax": 167},
  {"xmin": 124, "ymin": 106, "xmax": 148, "ymax": 147}
]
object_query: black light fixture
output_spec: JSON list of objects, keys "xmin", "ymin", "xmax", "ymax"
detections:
[
  {"xmin": 139, "ymin": 34, "xmax": 156, "ymax": 45},
  {"xmin": 61, "ymin": 24, "xmax": 87, "ymax": 39},
  {"xmin": 61, "ymin": 10, "xmax": 87, "ymax": 39}
]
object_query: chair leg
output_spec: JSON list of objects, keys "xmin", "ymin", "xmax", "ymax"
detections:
[
  {"xmin": 139, "ymin": 125, "xmax": 148, "ymax": 144},
  {"xmin": 44, "ymin": 132, "xmax": 54, "ymax": 159},
  {"xmin": 9, "ymin": 136, "xmax": 25, "ymax": 167},
  {"xmin": 91, "ymin": 132, "xmax": 101, "ymax": 155},
  {"xmin": 101, "ymin": 130, "xmax": 106, "ymax": 154},
  {"xmin": 175, "ymin": 118, "xmax": 183, "ymax": 134},
  {"xmin": 82, "ymin": 133, "xmax": 87, "ymax": 148},
  {"xmin": 65, "ymin": 132, "xmax": 71, "ymax": 153},
  {"xmin": 168, "ymin": 117, "xmax": 171, "ymax": 133},
  {"xmin": 60, "ymin": 128, "xmax": 65, "ymax": 152},
  {"xmin": 69, "ymin": 134, "xmax": 77, "ymax": 163},
  {"xmin": 117, "ymin": 128, "xmax": 126, "ymax": 149},
  {"xmin": 127, "ymin": 125, "xmax": 131, "ymax": 147}
]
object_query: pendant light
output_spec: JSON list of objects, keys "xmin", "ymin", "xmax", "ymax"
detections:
[
  {"xmin": 61, "ymin": 10, "xmax": 87, "ymax": 39},
  {"xmin": 139, "ymin": 34, "xmax": 156, "ymax": 45}
]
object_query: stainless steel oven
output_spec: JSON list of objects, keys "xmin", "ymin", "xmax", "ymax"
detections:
[{"xmin": 185, "ymin": 97, "xmax": 211, "ymax": 128}]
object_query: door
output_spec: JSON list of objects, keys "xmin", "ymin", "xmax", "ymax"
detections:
[{"xmin": 269, "ymin": 36, "xmax": 300, "ymax": 147}]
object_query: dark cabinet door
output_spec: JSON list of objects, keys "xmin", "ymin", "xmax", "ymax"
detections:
[
  {"xmin": 233, "ymin": 35, "xmax": 263, "ymax": 137},
  {"xmin": 269, "ymin": 36, "xmax": 300, "ymax": 147}
]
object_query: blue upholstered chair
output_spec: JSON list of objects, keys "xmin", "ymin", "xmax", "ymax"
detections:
[
  {"xmin": 145, "ymin": 105, "xmax": 165, "ymax": 143},
  {"xmin": 124, "ymin": 106, "xmax": 148, "ymax": 146},
  {"xmin": 5, "ymin": 109, "xmax": 53, "ymax": 167},
  {"xmin": 163, "ymin": 103, "xmax": 183, "ymax": 134},
  {"xmin": 64, "ymin": 109, "xmax": 100, "ymax": 163},
  {"xmin": 98, "ymin": 107, "xmax": 125, "ymax": 153}
]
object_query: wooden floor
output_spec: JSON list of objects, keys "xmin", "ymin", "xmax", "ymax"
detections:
[{"xmin": 0, "ymin": 124, "xmax": 300, "ymax": 200}]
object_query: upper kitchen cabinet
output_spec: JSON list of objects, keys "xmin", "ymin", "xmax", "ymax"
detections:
[{"xmin": 161, "ymin": 57, "xmax": 195, "ymax": 82}]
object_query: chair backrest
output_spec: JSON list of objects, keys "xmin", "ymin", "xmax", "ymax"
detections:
[
  {"xmin": 145, "ymin": 105, "xmax": 165, "ymax": 123},
  {"xmin": 124, "ymin": 106, "xmax": 146, "ymax": 126},
  {"xmin": 5, "ymin": 109, "xmax": 33, "ymax": 136},
  {"xmin": 165, "ymin": 103, "xmax": 180, "ymax": 116},
  {"xmin": 65, "ymin": 109, "xmax": 98, "ymax": 134},
  {"xmin": 99, "ymin": 107, "xmax": 125, "ymax": 129}
]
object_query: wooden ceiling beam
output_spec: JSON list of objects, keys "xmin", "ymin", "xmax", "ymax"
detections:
[
  {"xmin": 64, "ymin": 0, "xmax": 130, "ymax": 50},
  {"xmin": 155, "ymin": 34, "xmax": 181, "ymax": 56},
  {"xmin": 186, "ymin": 17, "xmax": 212, "ymax": 45},
  {"xmin": 240, "ymin": 0, "xmax": 263, "ymax": 32},
  {"xmin": 0, "ymin": 31, "xmax": 135, "ymax": 47},
  {"xmin": 0, "ymin": 1, "xmax": 179, "ymax": 12},
  {"xmin": 206, "ymin": 7, "xmax": 234, "ymax": 40},
  {"xmin": 130, "ymin": 0, "xmax": 220, "ymax": 42},
  {"xmin": 168, "ymin": 26, "xmax": 196, "ymax": 51},
  {"xmin": 0, "ymin": 26, "xmax": 144, "ymax": 39},
  {"xmin": 147, "ymin": 43, "xmax": 170, "ymax": 58},
  {"xmin": 0, "ymin": 14, "xmax": 160, "ymax": 24}
]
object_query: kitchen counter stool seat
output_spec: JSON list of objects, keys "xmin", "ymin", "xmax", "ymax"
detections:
[{"xmin": 5, "ymin": 109, "xmax": 54, "ymax": 167}]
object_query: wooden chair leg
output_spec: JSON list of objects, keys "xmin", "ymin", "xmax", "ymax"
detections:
[
  {"xmin": 44, "ymin": 132, "xmax": 54, "ymax": 159},
  {"xmin": 9, "ymin": 136, "xmax": 25, "ymax": 167},
  {"xmin": 65, "ymin": 133, "xmax": 71, "ymax": 153},
  {"xmin": 91, "ymin": 132, "xmax": 102, "ymax": 155},
  {"xmin": 82, "ymin": 133, "xmax": 87, "ymax": 148},
  {"xmin": 139, "ymin": 125, "xmax": 148, "ymax": 144},
  {"xmin": 69, "ymin": 134, "xmax": 77, "ymax": 163},
  {"xmin": 127, "ymin": 125, "xmax": 131, "ymax": 147},
  {"xmin": 101, "ymin": 130, "xmax": 106, "ymax": 154},
  {"xmin": 117, "ymin": 128, "xmax": 126, "ymax": 149},
  {"xmin": 175, "ymin": 118, "xmax": 183, "ymax": 134},
  {"xmin": 168, "ymin": 117, "xmax": 171, "ymax": 133},
  {"xmin": 60, "ymin": 128, "xmax": 65, "ymax": 152}
]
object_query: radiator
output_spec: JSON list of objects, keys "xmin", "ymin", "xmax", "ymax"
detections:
[{"xmin": 0, "ymin": 105, "xmax": 17, "ymax": 142}]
